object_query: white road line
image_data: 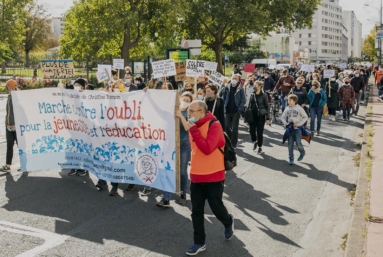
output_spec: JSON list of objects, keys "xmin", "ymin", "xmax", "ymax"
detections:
[{"xmin": 0, "ymin": 221, "xmax": 68, "ymax": 257}]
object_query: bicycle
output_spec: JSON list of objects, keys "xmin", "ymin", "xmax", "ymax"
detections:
[{"xmin": 269, "ymin": 92, "xmax": 281, "ymax": 124}]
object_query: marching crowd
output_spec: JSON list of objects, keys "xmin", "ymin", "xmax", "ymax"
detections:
[{"xmin": 1, "ymin": 62, "xmax": 381, "ymax": 255}]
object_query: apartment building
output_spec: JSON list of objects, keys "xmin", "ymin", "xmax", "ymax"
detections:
[
  {"xmin": 51, "ymin": 17, "xmax": 65, "ymax": 42},
  {"xmin": 342, "ymin": 11, "xmax": 363, "ymax": 58},
  {"xmin": 292, "ymin": 0, "xmax": 344, "ymax": 62}
]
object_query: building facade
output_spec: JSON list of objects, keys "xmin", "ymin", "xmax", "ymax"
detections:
[
  {"xmin": 342, "ymin": 11, "xmax": 363, "ymax": 58},
  {"xmin": 342, "ymin": 25, "xmax": 349, "ymax": 62},
  {"xmin": 51, "ymin": 17, "xmax": 65, "ymax": 42},
  {"xmin": 292, "ymin": 0, "xmax": 343, "ymax": 62}
]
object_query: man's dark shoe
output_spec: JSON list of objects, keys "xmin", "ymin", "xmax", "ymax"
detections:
[
  {"xmin": 186, "ymin": 244, "xmax": 206, "ymax": 256},
  {"xmin": 68, "ymin": 169, "xmax": 78, "ymax": 176},
  {"xmin": 109, "ymin": 186, "xmax": 118, "ymax": 196},
  {"xmin": 126, "ymin": 184, "xmax": 136, "ymax": 191},
  {"xmin": 224, "ymin": 214, "xmax": 234, "ymax": 240},
  {"xmin": 156, "ymin": 198, "xmax": 171, "ymax": 208}
]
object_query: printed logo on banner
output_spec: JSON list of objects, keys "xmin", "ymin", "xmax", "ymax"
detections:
[{"xmin": 135, "ymin": 153, "xmax": 158, "ymax": 184}]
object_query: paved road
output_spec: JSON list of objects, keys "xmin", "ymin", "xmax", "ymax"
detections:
[{"xmin": 0, "ymin": 94, "xmax": 366, "ymax": 257}]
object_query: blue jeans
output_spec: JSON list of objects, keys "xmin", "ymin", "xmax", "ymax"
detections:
[
  {"xmin": 342, "ymin": 108, "xmax": 351, "ymax": 119},
  {"xmin": 281, "ymin": 93, "xmax": 287, "ymax": 113},
  {"xmin": 163, "ymin": 142, "xmax": 191, "ymax": 200},
  {"xmin": 288, "ymin": 128, "xmax": 305, "ymax": 160},
  {"xmin": 310, "ymin": 107, "xmax": 323, "ymax": 132}
]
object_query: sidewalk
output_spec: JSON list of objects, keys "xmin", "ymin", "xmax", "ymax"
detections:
[{"xmin": 365, "ymin": 83, "xmax": 383, "ymax": 257}]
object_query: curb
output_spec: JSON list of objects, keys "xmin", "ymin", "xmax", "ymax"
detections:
[{"xmin": 344, "ymin": 84, "xmax": 373, "ymax": 257}]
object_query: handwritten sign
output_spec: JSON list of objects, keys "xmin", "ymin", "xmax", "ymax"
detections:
[
  {"xmin": 152, "ymin": 59, "xmax": 177, "ymax": 79},
  {"xmin": 113, "ymin": 59, "xmax": 125, "ymax": 70},
  {"xmin": 97, "ymin": 65, "xmax": 112, "ymax": 83},
  {"xmin": 340, "ymin": 63, "xmax": 347, "ymax": 69},
  {"xmin": 186, "ymin": 59, "xmax": 205, "ymax": 77},
  {"xmin": 40, "ymin": 60, "xmax": 74, "ymax": 79},
  {"xmin": 175, "ymin": 62, "xmax": 186, "ymax": 82},
  {"xmin": 210, "ymin": 71, "xmax": 224, "ymax": 86},
  {"xmin": 323, "ymin": 69, "xmax": 335, "ymax": 79},
  {"xmin": 203, "ymin": 61, "xmax": 218, "ymax": 71},
  {"xmin": 244, "ymin": 63, "xmax": 255, "ymax": 73}
]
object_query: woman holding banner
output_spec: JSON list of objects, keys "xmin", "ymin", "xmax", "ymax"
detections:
[
  {"xmin": 0, "ymin": 80, "xmax": 20, "ymax": 172},
  {"xmin": 156, "ymin": 92, "xmax": 193, "ymax": 207}
]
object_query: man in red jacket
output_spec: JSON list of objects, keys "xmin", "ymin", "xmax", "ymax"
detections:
[
  {"xmin": 274, "ymin": 69, "xmax": 296, "ymax": 113},
  {"xmin": 185, "ymin": 100, "xmax": 234, "ymax": 256}
]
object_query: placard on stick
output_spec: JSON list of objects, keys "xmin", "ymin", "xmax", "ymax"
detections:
[
  {"xmin": 113, "ymin": 59, "xmax": 125, "ymax": 70},
  {"xmin": 152, "ymin": 59, "xmax": 177, "ymax": 79},
  {"xmin": 97, "ymin": 65, "xmax": 112, "ymax": 83},
  {"xmin": 244, "ymin": 63, "xmax": 255, "ymax": 73},
  {"xmin": 40, "ymin": 60, "xmax": 75, "ymax": 79},
  {"xmin": 175, "ymin": 62, "xmax": 186, "ymax": 82},
  {"xmin": 210, "ymin": 71, "xmax": 224, "ymax": 86},
  {"xmin": 186, "ymin": 59, "xmax": 205, "ymax": 77},
  {"xmin": 323, "ymin": 69, "xmax": 335, "ymax": 79}
]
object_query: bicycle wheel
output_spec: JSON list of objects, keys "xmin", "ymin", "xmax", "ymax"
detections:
[{"xmin": 269, "ymin": 105, "xmax": 274, "ymax": 124}]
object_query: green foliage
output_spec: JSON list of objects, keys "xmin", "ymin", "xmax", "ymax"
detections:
[
  {"xmin": 0, "ymin": 43, "xmax": 13, "ymax": 63},
  {"xmin": 199, "ymin": 45, "xmax": 216, "ymax": 61},
  {"xmin": 244, "ymin": 44, "xmax": 266, "ymax": 63},
  {"xmin": 362, "ymin": 29, "xmax": 377, "ymax": 63},
  {"xmin": 228, "ymin": 52, "xmax": 244, "ymax": 65},
  {"xmin": 181, "ymin": 0, "xmax": 321, "ymax": 73},
  {"xmin": 60, "ymin": 0, "xmax": 181, "ymax": 64}
]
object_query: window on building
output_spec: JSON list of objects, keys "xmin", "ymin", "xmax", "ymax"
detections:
[
  {"xmin": 299, "ymin": 34, "xmax": 301, "ymax": 38},
  {"xmin": 309, "ymin": 33, "xmax": 311, "ymax": 38},
  {"xmin": 308, "ymin": 41, "xmax": 311, "ymax": 45}
]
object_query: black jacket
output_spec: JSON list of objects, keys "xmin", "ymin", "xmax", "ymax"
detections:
[
  {"xmin": 127, "ymin": 84, "xmax": 138, "ymax": 92},
  {"xmin": 262, "ymin": 77, "xmax": 275, "ymax": 92},
  {"xmin": 350, "ymin": 77, "xmax": 364, "ymax": 93},
  {"xmin": 249, "ymin": 92, "xmax": 270, "ymax": 120}
]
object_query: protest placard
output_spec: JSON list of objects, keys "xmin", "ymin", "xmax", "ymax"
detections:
[
  {"xmin": 186, "ymin": 59, "xmax": 205, "ymax": 77},
  {"xmin": 12, "ymin": 89, "xmax": 178, "ymax": 193},
  {"xmin": 152, "ymin": 59, "xmax": 177, "ymax": 79},
  {"xmin": 307, "ymin": 64, "xmax": 315, "ymax": 72},
  {"xmin": 210, "ymin": 71, "xmax": 224, "ymax": 86},
  {"xmin": 40, "ymin": 60, "xmax": 75, "ymax": 79},
  {"xmin": 300, "ymin": 64, "xmax": 308, "ymax": 72},
  {"xmin": 323, "ymin": 69, "xmax": 335, "ymax": 78},
  {"xmin": 113, "ymin": 59, "xmax": 125, "ymax": 70},
  {"xmin": 343, "ymin": 70, "xmax": 353, "ymax": 75},
  {"xmin": 203, "ymin": 61, "xmax": 218, "ymax": 71},
  {"xmin": 175, "ymin": 62, "xmax": 186, "ymax": 82},
  {"xmin": 244, "ymin": 63, "xmax": 255, "ymax": 73},
  {"xmin": 340, "ymin": 63, "xmax": 347, "ymax": 69},
  {"xmin": 97, "ymin": 64, "xmax": 112, "ymax": 83}
]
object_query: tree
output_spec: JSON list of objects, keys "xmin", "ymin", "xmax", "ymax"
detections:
[
  {"xmin": 60, "ymin": 0, "xmax": 181, "ymax": 66},
  {"xmin": 0, "ymin": 0, "xmax": 30, "ymax": 73},
  {"xmin": 243, "ymin": 44, "xmax": 265, "ymax": 63},
  {"xmin": 181, "ymin": 0, "xmax": 321, "ymax": 73},
  {"xmin": 24, "ymin": 1, "xmax": 53, "ymax": 67},
  {"xmin": 362, "ymin": 29, "xmax": 377, "ymax": 63}
]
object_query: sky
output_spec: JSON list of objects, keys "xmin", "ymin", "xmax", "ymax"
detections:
[{"xmin": 38, "ymin": 0, "xmax": 379, "ymax": 37}]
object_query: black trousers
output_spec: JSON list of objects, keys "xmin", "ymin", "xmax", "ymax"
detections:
[
  {"xmin": 249, "ymin": 116, "xmax": 266, "ymax": 147},
  {"xmin": 328, "ymin": 107, "xmax": 336, "ymax": 116},
  {"xmin": 6, "ymin": 129, "xmax": 17, "ymax": 165},
  {"xmin": 190, "ymin": 181, "xmax": 232, "ymax": 244},
  {"xmin": 225, "ymin": 112, "xmax": 240, "ymax": 147}
]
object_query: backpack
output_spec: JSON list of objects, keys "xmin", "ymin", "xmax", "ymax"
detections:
[{"xmin": 209, "ymin": 119, "xmax": 237, "ymax": 170}]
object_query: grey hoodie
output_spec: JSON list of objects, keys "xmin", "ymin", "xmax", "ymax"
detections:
[{"xmin": 281, "ymin": 104, "xmax": 308, "ymax": 126}]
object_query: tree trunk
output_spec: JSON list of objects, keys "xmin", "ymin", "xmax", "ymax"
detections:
[
  {"xmin": 1, "ymin": 63, "xmax": 6, "ymax": 74},
  {"xmin": 214, "ymin": 42, "xmax": 223, "ymax": 74},
  {"xmin": 122, "ymin": 31, "xmax": 131, "ymax": 67},
  {"xmin": 25, "ymin": 50, "xmax": 30, "ymax": 68}
]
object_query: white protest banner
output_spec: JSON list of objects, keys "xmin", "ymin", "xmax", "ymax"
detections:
[
  {"xmin": 203, "ymin": 61, "xmax": 218, "ymax": 71},
  {"xmin": 300, "ymin": 64, "xmax": 308, "ymax": 72},
  {"xmin": 210, "ymin": 71, "xmax": 224, "ymax": 86},
  {"xmin": 152, "ymin": 59, "xmax": 177, "ymax": 78},
  {"xmin": 344, "ymin": 70, "xmax": 353, "ymax": 75},
  {"xmin": 40, "ymin": 60, "xmax": 75, "ymax": 79},
  {"xmin": 97, "ymin": 64, "xmax": 112, "ymax": 83},
  {"xmin": 12, "ymin": 89, "xmax": 177, "ymax": 193},
  {"xmin": 306, "ymin": 64, "xmax": 315, "ymax": 72},
  {"xmin": 323, "ymin": 69, "xmax": 335, "ymax": 78},
  {"xmin": 113, "ymin": 59, "xmax": 125, "ymax": 70},
  {"xmin": 340, "ymin": 63, "xmax": 347, "ymax": 69},
  {"xmin": 186, "ymin": 59, "xmax": 205, "ymax": 77}
]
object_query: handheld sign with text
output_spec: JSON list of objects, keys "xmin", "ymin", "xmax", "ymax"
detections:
[
  {"xmin": 152, "ymin": 59, "xmax": 177, "ymax": 79},
  {"xmin": 210, "ymin": 71, "xmax": 224, "ymax": 86},
  {"xmin": 97, "ymin": 65, "xmax": 112, "ymax": 83},
  {"xmin": 113, "ymin": 59, "xmax": 125, "ymax": 70},
  {"xmin": 186, "ymin": 59, "xmax": 205, "ymax": 77},
  {"xmin": 175, "ymin": 62, "xmax": 186, "ymax": 82},
  {"xmin": 40, "ymin": 60, "xmax": 74, "ymax": 79},
  {"xmin": 324, "ymin": 69, "xmax": 335, "ymax": 79},
  {"xmin": 340, "ymin": 63, "xmax": 347, "ymax": 69},
  {"xmin": 244, "ymin": 63, "xmax": 255, "ymax": 73},
  {"xmin": 203, "ymin": 61, "xmax": 218, "ymax": 71}
]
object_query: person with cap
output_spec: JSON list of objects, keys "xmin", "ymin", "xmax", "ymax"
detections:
[{"xmin": 1, "ymin": 79, "xmax": 21, "ymax": 172}]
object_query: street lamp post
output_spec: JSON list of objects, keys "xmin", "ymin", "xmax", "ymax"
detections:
[{"xmin": 366, "ymin": 1, "xmax": 383, "ymax": 65}]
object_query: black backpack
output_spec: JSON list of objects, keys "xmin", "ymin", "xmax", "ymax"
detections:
[{"xmin": 209, "ymin": 119, "xmax": 237, "ymax": 170}]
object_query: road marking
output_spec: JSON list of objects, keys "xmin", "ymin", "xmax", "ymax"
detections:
[{"xmin": 0, "ymin": 220, "xmax": 68, "ymax": 257}]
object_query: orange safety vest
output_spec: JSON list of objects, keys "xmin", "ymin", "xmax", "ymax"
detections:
[
  {"xmin": 189, "ymin": 122, "xmax": 224, "ymax": 176},
  {"xmin": 376, "ymin": 71, "xmax": 383, "ymax": 84}
]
